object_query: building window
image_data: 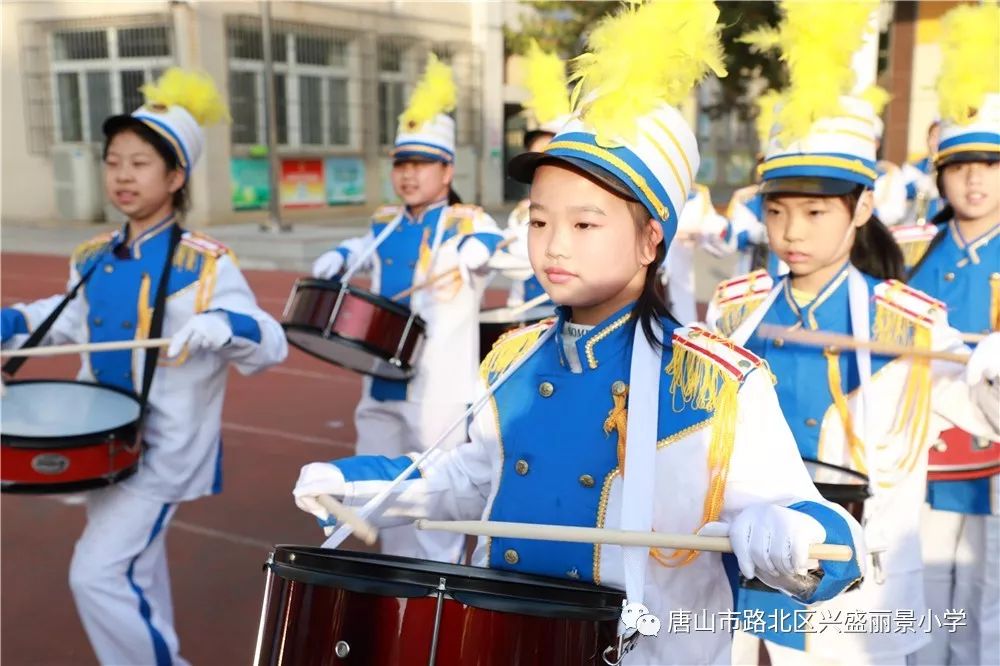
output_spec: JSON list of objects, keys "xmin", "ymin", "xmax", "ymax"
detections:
[
  {"xmin": 50, "ymin": 23, "xmax": 174, "ymax": 144},
  {"xmin": 226, "ymin": 18, "xmax": 358, "ymax": 150},
  {"xmin": 377, "ymin": 41, "xmax": 411, "ymax": 147}
]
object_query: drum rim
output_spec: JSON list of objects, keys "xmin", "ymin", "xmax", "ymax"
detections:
[
  {"xmin": 1, "ymin": 379, "xmax": 143, "ymax": 446},
  {"xmin": 283, "ymin": 324, "xmax": 416, "ymax": 381},
  {"xmin": 293, "ymin": 278, "xmax": 427, "ymax": 324},
  {"xmin": 478, "ymin": 305, "xmax": 556, "ymax": 325},
  {"xmin": 801, "ymin": 456, "xmax": 871, "ymax": 502},
  {"xmin": 268, "ymin": 546, "xmax": 624, "ymax": 612}
]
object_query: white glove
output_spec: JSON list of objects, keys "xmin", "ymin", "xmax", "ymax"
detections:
[
  {"xmin": 312, "ymin": 251, "xmax": 345, "ymax": 279},
  {"xmin": 458, "ymin": 238, "xmax": 491, "ymax": 272},
  {"xmin": 167, "ymin": 312, "xmax": 232, "ymax": 358},
  {"xmin": 701, "ymin": 503, "xmax": 827, "ymax": 581},
  {"xmin": 293, "ymin": 462, "xmax": 348, "ymax": 536},
  {"xmin": 966, "ymin": 333, "xmax": 1000, "ymax": 431}
]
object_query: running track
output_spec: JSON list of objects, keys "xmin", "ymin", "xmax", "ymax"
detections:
[{"xmin": 0, "ymin": 252, "xmax": 507, "ymax": 665}]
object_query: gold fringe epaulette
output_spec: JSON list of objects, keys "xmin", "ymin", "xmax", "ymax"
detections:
[
  {"xmin": 891, "ymin": 224, "xmax": 939, "ymax": 269},
  {"xmin": 871, "ymin": 280, "xmax": 944, "ymax": 475},
  {"xmin": 372, "ymin": 205, "xmax": 402, "ymax": 223},
  {"xmin": 479, "ymin": 318, "xmax": 553, "ymax": 383},
  {"xmin": 71, "ymin": 232, "xmax": 115, "ymax": 267},
  {"xmin": 658, "ymin": 326, "xmax": 767, "ymax": 567},
  {"xmin": 709, "ymin": 270, "xmax": 773, "ymax": 336},
  {"xmin": 445, "ymin": 204, "xmax": 484, "ymax": 235}
]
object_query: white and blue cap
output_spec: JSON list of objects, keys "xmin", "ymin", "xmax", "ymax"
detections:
[
  {"xmin": 758, "ymin": 95, "xmax": 879, "ymax": 196},
  {"xmin": 936, "ymin": 93, "xmax": 1000, "ymax": 168},
  {"xmin": 509, "ymin": 103, "xmax": 699, "ymax": 251},
  {"xmin": 102, "ymin": 68, "xmax": 227, "ymax": 182},
  {"xmin": 392, "ymin": 113, "xmax": 456, "ymax": 164}
]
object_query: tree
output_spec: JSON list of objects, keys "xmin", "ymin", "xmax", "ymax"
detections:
[{"xmin": 504, "ymin": 0, "xmax": 783, "ymax": 120}]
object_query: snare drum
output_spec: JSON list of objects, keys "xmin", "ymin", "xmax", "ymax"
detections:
[
  {"xmin": 478, "ymin": 304, "xmax": 555, "ymax": 361},
  {"xmin": 802, "ymin": 457, "xmax": 870, "ymax": 523},
  {"xmin": 282, "ymin": 279, "xmax": 426, "ymax": 381},
  {"xmin": 1, "ymin": 380, "xmax": 143, "ymax": 493},
  {"xmin": 254, "ymin": 547, "xmax": 622, "ymax": 666},
  {"xmin": 928, "ymin": 427, "xmax": 1000, "ymax": 482}
]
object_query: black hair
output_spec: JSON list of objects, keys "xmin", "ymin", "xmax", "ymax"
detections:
[
  {"xmin": 102, "ymin": 120, "xmax": 189, "ymax": 216},
  {"xmin": 624, "ymin": 199, "xmax": 674, "ymax": 349},
  {"xmin": 523, "ymin": 129, "xmax": 556, "ymax": 152},
  {"xmin": 447, "ymin": 186, "xmax": 463, "ymax": 206}
]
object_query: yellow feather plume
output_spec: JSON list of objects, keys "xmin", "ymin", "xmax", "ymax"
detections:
[
  {"xmin": 140, "ymin": 67, "xmax": 229, "ymax": 126},
  {"xmin": 522, "ymin": 40, "xmax": 570, "ymax": 126},
  {"xmin": 743, "ymin": 0, "xmax": 878, "ymax": 144},
  {"xmin": 937, "ymin": 3, "xmax": 1000, "ymax": 125},
  {"xmin": 861, "ymin": 84, "xmax": 891, "ymax": 115},
  {"xmin": 570, "ymin": 0, "xmax": 726, "ymax": 144},
  {"xmin": 399, "ymin": 54, "xmax": 456, "ymax": 130}
]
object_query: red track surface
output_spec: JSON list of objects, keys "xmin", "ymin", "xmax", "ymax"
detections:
[{"xmin": 1, "ymin": 251, "xmax": 513, "ymax": 665}]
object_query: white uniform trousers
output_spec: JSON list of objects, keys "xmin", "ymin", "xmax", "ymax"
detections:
[
  {"xmin": 69, "ymin": 484, "xmax": 188, "ymax": 666},
  {"xmin": 916, "ymin": 504, "xmax": 1000, "ymax": 666},
  {"xmin": 764, "ymin": 639, "xmax": 912, "ymax": 665},
  {"xmin": 353, "ymin": 388, "xmax": 468, "ymax": 563},
  {"xmin": 664, "ymin": 241, "xmax": 698, "ymax": 324}
]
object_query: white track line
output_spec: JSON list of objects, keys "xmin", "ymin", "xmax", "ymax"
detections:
[{"xmin": 222, "ymin": 421, "xmax": 355, "ymax": 449}]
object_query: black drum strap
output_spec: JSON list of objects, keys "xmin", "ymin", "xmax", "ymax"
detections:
[
  {"xmin": 2, "ymin": 246, "xmax": 110, "ymax": 377},
  {"xmin": 139, "ymin": 223, "xmax": 183, "ymax": 410}
]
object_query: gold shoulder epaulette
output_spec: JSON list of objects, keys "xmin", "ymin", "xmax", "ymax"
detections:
[
  {"xmin": 372, "ymin": 205, "xmax": 402, "ymax": 223},
  {"xmin": 873, "ymin": 280, "xmax": 946, "ymax": 344},
  {"xmin": 71, "ymin": 232, "xmax": 115, "ymax": 266},
  {"xmin": 710, "ymin": 269, "xmax": 774, "ymax": 337},
  {"xmin": 479, "ymin": 318, "xmax": 554, "ymax": 382}
]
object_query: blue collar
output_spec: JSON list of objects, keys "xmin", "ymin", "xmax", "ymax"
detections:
[
  {"xmin": 781, "ymin": 263, "xmax": 850, "ymax": 330},
  {"xmin": 554, "ymin": 302, "xmax": 637, "ymax": 371},
  {"xmin": 121, "ymin": 213, "xmax": 177, "ymax": 258}
]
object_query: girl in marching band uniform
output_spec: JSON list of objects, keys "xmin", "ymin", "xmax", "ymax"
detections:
[
  {"xmin": 310, "ymin": 55, "xmax": 503, "ymax": 563},
  {"xmin": 1, "ymin": 70, "xmax": 287, "ymax": 665},
  {"xmin": 295, "ymin": 4, "xmax": 864, "ymax": 664},
  {"xmin": 908, "ymin": 7, "xmax": 1000, "ymax": 663},
  {"xmin": 707, "ymin": 4, "xmax": 1000, "ymax": 663}
]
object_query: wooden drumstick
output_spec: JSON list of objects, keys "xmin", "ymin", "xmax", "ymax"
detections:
[
  {"xmin": 756, "ymin": 324, "xmax": 970, "ymax": 365},
  {"xmin": 315, "ymin": 494, "xmax": 379, "ymax": 546},
  {"xmin": 390, "ymin": 237, "xmax": 517, "ymax": 302},
  {"xmin": 0, "ymin": 337, "xmax": 171, "ymax": 358},
  {"xmin": 416, "ymin": 519, "xmax": 854, "ymax": 562},
  {"xmin": 506, "ymin": 293, "xmax": 552, "ymax": 319}
]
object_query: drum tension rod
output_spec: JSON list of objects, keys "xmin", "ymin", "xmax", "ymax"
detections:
[{"xmin": 427, "ymin": 577, "xmax": 447, "ymax": 666}]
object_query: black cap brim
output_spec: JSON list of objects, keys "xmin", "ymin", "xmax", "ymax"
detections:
[
  {"xmin": 758, "ymin": 176, "xmax": 860, "ymax": 196},
  {"xmin": 936, "ymin": 150, "xmax": 1000, "ymax": 169},
  {"xmin": 102, "ymin": 114, "xmax": 144, "ymax": 138},
  {"xmin": 507, "ymin": 151, "xmax": 636, "ymax": 201}
]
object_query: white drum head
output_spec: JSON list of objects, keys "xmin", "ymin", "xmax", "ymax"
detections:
[
  {"xmin": 1, "ymin": 381, "xmax": 141, "ymax": 438},
  {"xmin": 479, "ymin": 305, "xmax": 556, "ymax": 325}
]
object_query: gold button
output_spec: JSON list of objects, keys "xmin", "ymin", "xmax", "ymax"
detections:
[
  {"xmin": 738, "ymin": 359, "xmax": 752, "ymax": 369},
  {"xmin": 566, "ymin": 568, "xmax": 580, "ymax": 579},
  {"xmin": 579, "ymin": 474, "xmax": 595, "ymax": 488},
  {"xmin": 611, "ymin": 380, "xmax": 627, "ymax": 396},
  {"xmin": 385, "ymin": 258, "xmax": 394, "ymax": 266},
  {"xmin": 93, "ymin": 317, "xmax": 103, "ymax": 326},
  {"xmin": 121, "ymin": 321, "xmax": 133, "ymax": 329},
  {"xmin": 805, "ymin": 418, "xmax": 818, "ymax": 427},
  {"xmin": 825, "ymin": 345, "xmax": 839, "ymax": 355},
  {"xmin": 934, "ymin": 440, "xmax": 947, "ymax": 453},
  {"xmin": 944, "ymin": 272, "xmax": 955, "ymax": 282},
  {"xmin": 515, "ymin": 459, "xmax": 529, "ymax": 475},
  {"xmin": 539, "ymin": 382, "xmax": 554, "ymax": 397},
  {"xmin": 773, "ymin": 338, "xmax": 785, "ymax": 348},
  {"xmin": 408, "ymin": 261, "xmax": 416, "ymax": 268},
  {"xmin": 504, "ymin": 549, "xmax": 519, "ymax": 565},
  {"xmin": 103, "ymin": 264, "xmax": 114, "ymax": 273}
]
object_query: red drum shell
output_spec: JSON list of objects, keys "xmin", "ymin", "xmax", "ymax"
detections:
[
  {"xmin": 1, "ymin": 380, "xmax": 143, "ymax": 494},
  {"xmin": 282, "ymin": 279, "xmax": 425, "ymax": 381},
  {"xmin": 928, "ymin": 427, "xmax": 1000, "ymax": 482},
  {"xmin": 254, "ymin": 547, "xmax": 621, "ymax": 666}
]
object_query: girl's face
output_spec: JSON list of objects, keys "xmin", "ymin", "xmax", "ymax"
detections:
[
  {"xmin": 390, "ymin": 159, "xmax": 453, "ymax": 210},
  {"xmin": 764, "ymin": 191, "xmax": 872, "ymax": 280},
  {"xmin": 527, "ymin": 163, "xmax": 662, "ymax": 324},
  {"xmin": 940, "ymin": 160, "xmax": 1000, "ymax": 225},
  {"xmin": 104, "ymin": 129, "xmax": 183, "ymax": 222}
]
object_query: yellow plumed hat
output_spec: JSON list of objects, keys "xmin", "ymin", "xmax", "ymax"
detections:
[
  {"xmin": 522, "ymin": 40, "xmax": 571, "ymax": 133},
  {"xmin": 393, "ymin": 54, "xmax": 457, "ymax": 163}
]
